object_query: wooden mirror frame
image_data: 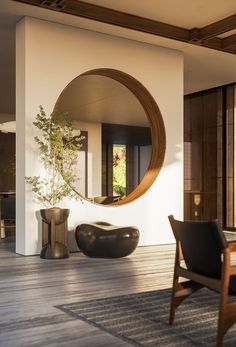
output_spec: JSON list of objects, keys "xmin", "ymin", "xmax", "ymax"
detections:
[{"xmin": 55, "ymin": 68, "xmax": 166, "ymax": 205}]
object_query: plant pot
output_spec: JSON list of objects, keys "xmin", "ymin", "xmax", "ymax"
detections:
[
  {"xmin": 40, "ymin": 207, "xmax": 69, "ymax": 225},
  {"xmin": 40, "ymin": 241, "xmax": 69, "ymax": 259},
  {"xmin": 40, "ymin": 207, "xmax": 70, "ymax": 259}
]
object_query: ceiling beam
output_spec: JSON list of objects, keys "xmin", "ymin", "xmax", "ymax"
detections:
[
  {"xmin": 67, "ymin": 0, "xmax": 190, "ymax": 40},
  {"xmin": 222, "ymin": 34, "xmax": 236, "ymax": 49},
  {"xmin": 12, "ymin": 0, "xmax": 236, "ymax": 55},
  {"xmin": 202, "ymin": 37, "xmax": 222, "ymax": 50},
  {"xmin": 13, "ymin": 0, "xmax": 190, "ymax": 41},
  {"xmin": 200, "ymin": 14, "xmax": 236, "ymax": 40}
]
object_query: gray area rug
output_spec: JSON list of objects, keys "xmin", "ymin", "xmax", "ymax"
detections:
[{"xmin": 56, "ymin": 288, "xmax": 236, "ymax": 346}]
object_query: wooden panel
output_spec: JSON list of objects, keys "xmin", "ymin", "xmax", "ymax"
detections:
[
  {"xmin": 202, "ymin": 91, "xmax": 219, "ymax": 216},
  {"xmin": 184, "ymin": 87, "xmax": 224, "ymax": 223},
  {"xmin": 227, "ymin": 177, "xmax": 234, "ymax": 227},
  {"xmin": 184, "ymin": 98, "xmax": 191, "ymax": 136},
  {"xmin": 203, "ymin": 90, "xmax": 219, "ymax": 129},
  {"xmin": 190, "ymin": 94, "xmax": 203, "ymax": 192},
  {"xmin": 217, "ymin": 178, "xmax": 223, "ymax": 223},
  {"xmin": 217, "ymin": 126, "xmax": 223, "ymax": 178},
  {"xmin": 225, "ymin": 86, "xmax": 235, "ymax": 228},
  {"xmin": 202, "ymin": 192, "xmax": 217, "ymax": 220},
  {"xmin": 227, "ymin": 124, "xmax": 234, "ymax": 178},
  {"xmin": 226, "ymin": 86, "xmax": 235, "ymax": 125},
  {"xmin": 184, "ymin": 98, "xmax": 191, "ymax": 203},
  {"xmin": 190, "ymin": 94, "xmax": 203, "ymax": 135},
  {"xmin": 190, "ymin": 136, "xmax": 202, "ymax": 191},
  {"xmin": 184, "ymin": 193, "xmax": 190, "ymax": 220},
  {"xmin": 216, "ymin": 89, "xmax": 224, "ymax": 224},
  {"xmin": 203, "ymin": 127, "xmax": 217, "ymax": 192}
]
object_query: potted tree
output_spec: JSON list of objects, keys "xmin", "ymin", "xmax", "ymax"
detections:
[{"xmin": 26, "ymin": 106, "xmax": 84, "ymax": 259}]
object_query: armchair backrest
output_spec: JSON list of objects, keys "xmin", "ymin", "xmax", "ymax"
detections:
[{"xmin": 168, "ymin": 215, "xmax": 228, "ymax": 279}]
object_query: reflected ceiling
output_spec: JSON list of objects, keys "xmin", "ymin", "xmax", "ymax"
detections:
[{"xmin": 56, "ymin": 75, "xmax": 149, "ymax": 127}]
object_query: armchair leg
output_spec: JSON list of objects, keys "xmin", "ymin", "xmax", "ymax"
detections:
[
  {"xmin": 216, "ymin": 249, "xmax": 236, "ymax": 347},
  {"xmin": 217, "ymin": 301, "xmax": 236, "ymax": 347},
  {"xmin": 217, "ymin": 287, "xmax": 226, "ymax": 347},
  {"xmin": 169, "ymin": 276, "xmax": 202, "ymax": 325},
  {"xmin": 169, "ymin": 274, "xmax": 178, "ymax": 325}
]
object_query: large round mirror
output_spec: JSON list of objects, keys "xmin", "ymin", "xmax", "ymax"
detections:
[{"xmin": 55, "ymin": 69, "xmax": 166, "ymax": 205}]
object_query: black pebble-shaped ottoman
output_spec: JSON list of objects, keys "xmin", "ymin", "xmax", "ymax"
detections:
[{"xmin": 75, "ymin": 222, "xmax": 139, "ymax": 258}]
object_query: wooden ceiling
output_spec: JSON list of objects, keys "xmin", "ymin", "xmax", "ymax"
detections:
[{"xmin": 12, "ymin": 0, "xmax": 236, "ymax": 55}]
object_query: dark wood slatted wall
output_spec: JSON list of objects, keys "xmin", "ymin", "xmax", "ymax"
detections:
[
  {"xmin": 184, "ymin": 87, "xmax": 225, "ymax": 226},
  {"xmin": 225, "ymin": 86, "xmax": 235, "ymax": 229}
]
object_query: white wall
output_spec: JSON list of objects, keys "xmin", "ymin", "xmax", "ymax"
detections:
[
  {"xmin": 16, "ymin": 17, "xmax": 183, "ymax": 255},
  {"xmin": 73, "ymin": 120, "xmax": 101, "ymax": 197}
]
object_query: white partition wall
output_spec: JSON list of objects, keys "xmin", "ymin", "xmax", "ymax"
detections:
[
  {"xmin": 16, "ymin": 17, "xmax": 183, "ymax": 255},
  {"xmin": 73, "ymin": 120, "xmax": 102, "ymax": 198}
]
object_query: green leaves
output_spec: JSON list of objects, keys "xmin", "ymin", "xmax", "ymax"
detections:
[
  {"xmin": 25, "ymin": 106, "xmax": 84, "ymax": 206},
  {"xmin": 113, "ymin": 145, "xmax": 126, "ymax": 198}
]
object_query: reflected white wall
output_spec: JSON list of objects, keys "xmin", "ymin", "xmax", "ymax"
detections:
[{"xmin": 73, "ymin": 120, "xmax": 101, "ymax": 197}]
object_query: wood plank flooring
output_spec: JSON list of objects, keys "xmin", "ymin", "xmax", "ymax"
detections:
[{"xmin": 0, "ymin": 238, "xmax": 175, "ymax": 347}]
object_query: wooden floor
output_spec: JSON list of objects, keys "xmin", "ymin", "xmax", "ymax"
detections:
[{"xmin": 0, "ymin": 237, "xmax": 175, "ymax": 347}]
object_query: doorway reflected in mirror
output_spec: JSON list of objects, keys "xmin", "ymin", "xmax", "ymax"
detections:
[{"xmin": 102, "ymin": 123, "xmax": 151, "ymax": 200}]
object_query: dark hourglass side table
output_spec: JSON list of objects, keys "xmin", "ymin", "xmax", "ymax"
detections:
[{"xmin": 40, "ymin": 208, "xmax": 70, "ymax": 259}]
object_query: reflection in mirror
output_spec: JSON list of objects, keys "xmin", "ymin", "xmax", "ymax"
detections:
[{"xmin": 56, "ymin": 75, "xmax": 152, "ymax": 204}]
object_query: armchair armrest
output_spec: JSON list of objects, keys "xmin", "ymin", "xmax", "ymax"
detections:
[{"xmin": 228, "ymin": 243, "xmax": 236, "ymax": 253}]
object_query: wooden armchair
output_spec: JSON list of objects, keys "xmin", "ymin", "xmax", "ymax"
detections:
[{"xmin": 168, "ymin": 215, "xmax": 236, "ymax": 347}]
